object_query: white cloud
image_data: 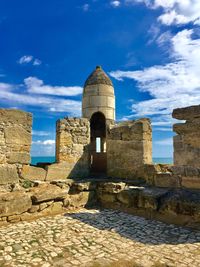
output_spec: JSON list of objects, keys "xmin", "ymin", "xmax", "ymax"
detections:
[
  {"xmin": 153, "ymin": 127, "xmax": 172, "ymax": 132},
  {"xmin": 18, "ymin": 55, "xmax": 33, "ymax": 64},
  {"xmin": 18, "ymin": 55, "xmax": 42, "ymax": 66},
  {"xmin": 32, "ymin": 139, "xmax": 55, "ymax": 156},
  {"xmin": 32, "ymin": 140, "xmax": 55, "ymax": 145},
  {"xmin": 147, "ymin": 25, "xmax": 161, "ymax": 45},
  {"xmin": 111, "ymin": 1, "xmax": 121, "ymax": 7},
  {"xmin": 0, "ymin": 80, "xmax": 82, "ymax": 116},
  {"xmin": 110, "ymin": 29, "xmax": 200, "ymax": 124},
  {"xmin": 155, "ymin": 0, "xmax": 200, "ymax": 25},
  {"xmin": 154, "ymin": 138, "xmax": 173, "ymax": 146},
  {"xmin": 156, "ymin": 31, "xmax": 172, "ymax": 47},
  {"xmin": 0, "ymin": 82, "xmax": 14, "ymax": 91},
  {"xmin": 32, "ymin": 130, "xmax": 50, "ymax": 136},
  {"xmin": 24, "ymin": 77, "xmax": 83, "ymax": 96},
  {"xmin": 33, "ymin": 59, "xmax": 42, "ymax": 66},
  {"xmin": 126, "ymin": 0, "xmax": 200, "ymax": 25},
  {"xmin": 125, "ymin": 0, "xmax": 151, "ymax": 6},
  {"xmin": 82, "ymin": 4, "xmax": 89, "ymax": 11}
]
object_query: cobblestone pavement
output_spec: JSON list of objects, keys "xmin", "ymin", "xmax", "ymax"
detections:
[{"xmin": 0, "ymin": 209, "xmax": 200, "ymax": 267}]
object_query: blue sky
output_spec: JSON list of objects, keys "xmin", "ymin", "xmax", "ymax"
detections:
[{"xmin": 0, "ymin": 0, "xmax": 200, "ymax": 158}]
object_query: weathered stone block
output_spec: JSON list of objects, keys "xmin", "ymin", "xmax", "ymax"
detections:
[
  {"xmin": 0, "ymin": 154, "xmax": 6, "ymax": 164},
  {"xmin": 154, "ymin": 173, "xmax": 180, "ymax": 188},
  {"xmin": 107, "ymin": 119, "xmax": 152, "ymax": 179},
  {"xmin": 7, "ymin": 215, "xmax": 21, "ymax": 223},
  {"xmin": 30, "ymin": 184, "xmax": 68, "ymax": 203},
  {"xmin": 0, "ymin": 109, "xmax": 32, "ymax": 127},
  {"xmin": 0, "ymin": 191, "xmax": 32, "ymax": 216},
  {"xmin": 138, "ymin": 188, "xmax": 169, "ymax": 210},
  {"xmin": 174, "ymin": 135, "xmax": 200, "ymax": 168},
  {"xmin": 4, "ymin": 126, "xmax": 31, "ymax": 145},
  {"xmin": 46, "ymin": 163, "xmax": 73, "ymax": 181},
  {"xmin": 50, "ymin": 202, "xmax": 63, "ymax": 213},
  {"xmin": 98, "ymin": 192, "xmax": 116, "ymax": 203},
  {"xmin": 142, "ymin": 164, "xmax": 162, "ymax": 184},
  {"xmin": 170, "ymin": 166, "xmax": 186, "ymax": 176},
  {"xmin": 7, "ymin": 152, "xmax": 30, "ymax": 164},
  {"xmin": 173, "ymin": 105, "xmax": 200, "ymax": 120},
  {"xmin": 69, "ymin": 192, "xmax": 95, "ymax": 207},
  {"xmin": 71, "ymin": 181, "xmax": 96, "ymax": 192},
  {"xmin": 98, "ymin": 182, "xmax": 126, "ymax": 194},
  {"xmin": 159, "ymin": 190, "xmax": 200, "ymax": 216},
  {"xmin": 46, "ymin": 161, "xmax": 89, "ymax": 180},
  {"xmin": 50, "ymin": 180, "xmax": 71, "ymax": 191},
  {"xmin": 21, "ymin": 165, "xmax": 46, "ymax": 181},
  {"xmin": 0, "ymin": 165, "xmax": 19, "ymax": 185},
  {"xmin": 28, "ymin": 205, "xmax": 40, "ymax": 213},
  {"xmin": 182, "ymin": 177, "xmax": 200, "ymax": 190},
  {"xmin": 39, "ymin": 202, "xmax": 48, "ymax": 211},
  {"xmin": 173, "ymin": 105, "xmax": 200, "ymax": 168},
  {"xmin": 184, "ymin": 166, "xmax": 200, "ymax": 177},
  {"xmin": 63, "ymin": 196, "xmax": 70, "ymax": 207},
  {"xmin": 56, "ymin": 117, "xmax": 90, "ymax": 172},
  {"xmin": 117, "ymin": 188, "xmax": 140, "ymax": 206}
]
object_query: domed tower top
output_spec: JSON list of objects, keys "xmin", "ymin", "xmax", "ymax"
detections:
[
  {"xmin": 82, "ymin": 66, "xmax": 115, "ymax": 121},
  {"xmin": 84, "ymin": 66, "xmax": 113, "ymax": 87}
]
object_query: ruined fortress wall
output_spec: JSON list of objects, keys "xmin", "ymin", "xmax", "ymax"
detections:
[
  {"xmin": 107, "ymin": 119, "xmax": 152, "ymax": 179},
  {"xmin": 54, "ymin": 118, "xmax": 90, "ymax": 179},
  {"xmin": 0, "ymin": 109, "xmax": 32, "ymax": 185},
  {"xmin": 173, "ymin": 105, "xmax": 200, "ymax": 168}
]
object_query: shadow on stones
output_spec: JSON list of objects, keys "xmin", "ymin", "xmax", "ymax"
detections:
[{"xmin": 64, "ymin": 209, "xmax": 200, "ymax": 245}]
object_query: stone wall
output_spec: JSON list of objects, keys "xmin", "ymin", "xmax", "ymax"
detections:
[
  {"xmin": 107, "ymin": 119, "xmax": 152, "ymax": 179},
  {"xmin": 0, "ymin": 179, "xmax": 97, "ymax": 225},
  {"xmin": 54, "ymin": 118, "xmax": 90, "ymax": 179},
  {"xmin": 0, "ymin": 109, "xmax": 32, "ymax": 185},
  {"xmin": 2, "ymin": 178, "xmax": 200, "ymax": 229},
  {"xmin": 173, "ymin": 105, "xmax": 200, "ymax": 168},
  {"xmin": 2, "ymin": 105, "xmax": 200, "ymax": 229},
  {"xmin": 141, "ymin": 163, "xmax": 200, "ymax": 191},
  {"xmin": 97, "ymin": 181, "xmax": 200, "ymax": 229}
]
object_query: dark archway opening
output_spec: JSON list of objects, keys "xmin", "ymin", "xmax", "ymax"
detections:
[{"xmin": 90, "ymin": 112, "xmax": 107, "ymax": 175}]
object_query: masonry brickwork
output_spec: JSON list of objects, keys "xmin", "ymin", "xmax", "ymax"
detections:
[
  {"xmin": 0, "ymin": 109, "xmax": 32, "ymax": 185},
  {"xmin": 54, "ymin": 117, "xmax": 90, "ymax": 179},
  {"xmin": 173, "ymin": 105, "xmax": 200, "ymax": 168},
  {"xmin": 82, "ymin": 66, "xmax": 115, "ymax": 121},
  {"xmin": 107, "ymin": 119, "xmax": 152, "ymax": 179},
  {"xmin": 1, "ymin": 68, "xmax": 200, "ymax": 231},
  {"xmin": 0, "ymin": 106, "xmax": 200, "ymax": 229}
]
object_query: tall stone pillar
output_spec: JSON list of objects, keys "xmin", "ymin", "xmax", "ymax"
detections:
[{"xmin": 55, "ymin": 118, "xmax": 90, "ymax": 178}]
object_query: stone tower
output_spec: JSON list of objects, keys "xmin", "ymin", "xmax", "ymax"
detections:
[
  {"xmin": 82, "ymin": 66, "xmax": 115, "ymax": 174},
  {"xmin": 82, "ymin": 66, "xmax": 115, "ymax": 121}
]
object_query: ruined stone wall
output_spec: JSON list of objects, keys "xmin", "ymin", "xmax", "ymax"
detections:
[
  {"xmin": 173, "ymin": 105, "xmax": 200, "ymax": 168},
  {"xmin": 54, "ymin": 118, "xmax": 90, "ymax": 179},
  {"xmin": 97, "ymin": 181, "xmax": 200, "ymax": 229},
  {"xmin": 107, "ymin": 119, "xmax": 152, "ymax": 179},
  {"xmin": 0, "ymin": 109, "xmax": 32, "ymax": 185}
]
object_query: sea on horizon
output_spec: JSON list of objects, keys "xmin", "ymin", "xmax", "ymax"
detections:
[{"xmin": 31, "ymin": 156, "xmax": 173, "ymax": 166}]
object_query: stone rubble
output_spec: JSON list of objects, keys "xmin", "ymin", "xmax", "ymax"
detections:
[{"xmin": 0, "ymin": 208, "xmax": 200, "ymax": 267}]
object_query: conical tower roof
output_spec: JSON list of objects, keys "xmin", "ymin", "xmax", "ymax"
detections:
[{"xmin": 84, "ymin": 66, "xmax": 113, "ymax": 87}]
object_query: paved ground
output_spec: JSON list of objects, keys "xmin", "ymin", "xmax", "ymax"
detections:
[{"xmin": 0, "ymin": 209, "xmax": 200, "ymax": 267}]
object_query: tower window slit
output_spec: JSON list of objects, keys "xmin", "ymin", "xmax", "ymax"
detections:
[{"xmin": 96, "ymin": 137, "xmax": 101, "ymax": 153}]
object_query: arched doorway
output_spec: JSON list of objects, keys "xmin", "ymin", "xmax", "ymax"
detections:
[{"xmin": 90, "ymin": 112, "xmax": 107, "ymax": 174}]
